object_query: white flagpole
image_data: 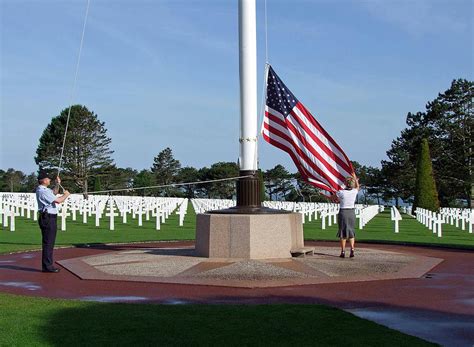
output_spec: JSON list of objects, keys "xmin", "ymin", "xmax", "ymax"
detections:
[{"xmin": 239, "ymin": 0, "xmax": 258, "ymax": 171}]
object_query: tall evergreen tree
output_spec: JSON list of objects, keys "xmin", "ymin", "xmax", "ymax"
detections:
[
  {"xmin": 413, "ymin": 139, "xmax": 440, "ymax": 212},
  {"xmin": 35, "ymin": 105, "xmax": 114, "ymax": 194},
  {"xmin": 151, "ymin": 148, "xmax": 181, "ymax": 196}
]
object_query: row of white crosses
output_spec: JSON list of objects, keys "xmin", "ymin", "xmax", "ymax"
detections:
[
  {"xmin": 191, "ymin": 199, "xmax": 235, "ymax": 214},
  {"xmin": 0, "ymin": 193, "xmax": 38, "ymax": 231},
  {"xmin": 415, "ymin": 207, "xmax": 444, "ymax": 237},
  {"xmin": 315, "ymin": 204, "xmax": 338, "ymax": 229},
  {"xmin": 90, "ymin": 196, "xmax": 186, "ymax": 231},
  {"xmin": 415, "ymin": 207, "xmax": 473, "ymax": 237},
  {"xmin": 356, "ymin": 205, "xmax": 381, "ymax": 229},
  {"xmin": 263, "ymin": 201, "xmax": 341, "ymax": 227},
  {"xmin": 190, "ymin": 198, "xmax": 381, "ymax": 230},
  {"xmin": 0, "ymin": 192, "xmax": 187, "ymax": 232},
  {"xmin": 391, "ymin": 206, "xmax": 402, "ymax": 233},
  {"xmin": 440, "ymin": 207, "xmax": 473, "ymax": 233}
]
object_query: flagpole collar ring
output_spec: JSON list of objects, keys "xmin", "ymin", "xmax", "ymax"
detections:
[{"xmin": 239, "ymin": 137, "xmax": 258, "ymax": 143}]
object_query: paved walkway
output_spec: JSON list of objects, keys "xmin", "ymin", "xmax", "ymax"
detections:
[{"xmin": 0, "ymin": 241, "xmax": 473, "ymax": 346}]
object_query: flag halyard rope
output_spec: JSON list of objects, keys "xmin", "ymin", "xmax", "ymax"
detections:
[
  {"xmin": 87, "ymin": 175, "xmax": 254, "ymax": 195},
  {"xmin": 57, "ymin": 0, "xmax": 91, "ymax": 185}
]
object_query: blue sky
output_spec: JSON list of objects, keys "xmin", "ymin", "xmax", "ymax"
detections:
[{"xmin": 1, "ymin": 0, "xmax": 472, "ymax": 174}]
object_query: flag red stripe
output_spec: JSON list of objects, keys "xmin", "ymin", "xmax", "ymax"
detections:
[
  {"xmin": 292, "ymin": 105, "xmax": 353, "ymax": 175},
  {"xmin": 306, "ymin": 179, "xmax": 334, "ymax": 193},
  {"xmin": 263, "ymin": 130, "xmax": 333, "ymax": 194},
  {"xmin": 263, "ymin": 119, "xmax": 339, "ymax": 190},
  {"xmin": 290, "ymin": 110, "xmax": 351, "ymax": 181},
  {"xmin": 263, "ymin": 121, "xmax": 337, "ymax": 189},
  {"xmin": 285, "ymin": 114, "xmax": 349, "ymax": 184},
  {"xmin": 296, "ymin": 102, "xmax": 354, "ymax": 172},
  {"xmin": 263, "ymin": 121, "xmax": 339, "ymax": 190},
  {"xmin": 262, "ymin": 132, "xmax": 310, "ymax": 180}
]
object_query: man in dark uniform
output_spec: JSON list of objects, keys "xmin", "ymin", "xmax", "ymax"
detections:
[{"xmin": 35, "ymin": 171, "xmax": 70, "ymax": 273}]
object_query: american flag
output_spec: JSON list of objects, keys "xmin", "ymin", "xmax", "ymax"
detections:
[{"xmin": 261, "ymin": 65, "xmax": 354, "ymax": 194}]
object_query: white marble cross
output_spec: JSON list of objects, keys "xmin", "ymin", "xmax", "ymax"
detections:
[
  {"xmin": 60, "ymin": 204, "xmax": 71, "ymax": 231},
  {"xmin": 106, "ymin": 200, "xmax": 119, "ymax": 231},
  {"xmin": 137, "ymin": 204, "xmax": 144, "ymax": 227},
  {"xmin": 154, "ymin": 209, "xmax": 161, "ymax": 230},
  {"xmin": 3, "ymin": 207, "xmax": 9, "ymax": 228},
  {"xmin": 82, "ymin": 202, "xmax": 89, "ymax": 224},
  {"xmin": 9, "ymin": 207, "xmax": 15, "ymax": 232},
  {"xmin": 95, "ymin": 202, "xmax": 101, "ymax": 227}
]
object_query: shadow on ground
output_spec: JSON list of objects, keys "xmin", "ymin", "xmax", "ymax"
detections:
[{"xmin": 37, "ymin": 302, "xmax": 438, "ymax": 346}]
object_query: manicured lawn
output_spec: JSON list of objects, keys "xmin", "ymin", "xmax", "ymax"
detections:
[
  {"xmin": 0, "ymin": 206, "xmax": 472, "ymax": 254},
  {"xmin": 0, "ymin": 293, "xmax": 435, "ymax": 346}
]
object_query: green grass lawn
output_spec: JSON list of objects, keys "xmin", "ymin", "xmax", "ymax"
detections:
[
  {"xmin": 0, "ymin": 206, "xmax": 472, "ymax": 254},
  {"xmin": 0, "ymin": 293, "xmax": 435, "ymax": 347}
]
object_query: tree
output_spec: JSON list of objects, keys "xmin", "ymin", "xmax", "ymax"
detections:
[
  {"xmin": 423, "ymin": 79, "xmax": 473, "ymax": 207},
  {"xmin": 21, "ymin": 173, "xmax": 38, "ymax": 193},
  {"xmin": 352, "ymin": 161, "xmax": 384, "ymax": 205},
  {"xmin": 0, "ymin": 169, "xmax": 25, "ymax": 192},
  {"xmin": 133, "ymin": 169, "xmax": 155, "ymax": 196},
  {"xmin": 382, "ymin": 79, "xmax": 473, "ymax": 207},
  {"xmin": 98, "ymin": 166, "xmax": 136, "ymax": 193},
  {"xmin": 293, "ymin": 172, "xmax": 327, "ymax": 202},
  {"xmin": 264, "ymin": 165, "xmax": 293, "ymax": 200},
  {"xmin": 176, "ymin": 167, "xmax": 200, "ymax": 198},
  {"xmin": 200, "ymin": 162, "xmax": 239, "ymax": 199},
  {"xmin": 413, "ymin": 139, "xmax": 440, "ymax": 212},
  {"xmin": 151, "ymin": 148, "xmax": 181, "ymax": 196},
  {"xmin": 93, "ymin": 176, "xmax": 102, "ymax": 192},
  {"xmin": 35, "ymin": 105, "xmax": 114, "ymax": 194},
  {"xmin": 365, "ymin": 166, "xmax": 384, "ymax": 205}
]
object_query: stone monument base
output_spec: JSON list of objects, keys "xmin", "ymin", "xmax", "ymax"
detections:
[{"xmin": 195, "ymin": 212, "xmax": 305, "ymax": 259}]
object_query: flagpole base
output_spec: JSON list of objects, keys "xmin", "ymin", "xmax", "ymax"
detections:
[
  {"xmin": 208, "ymin": 170, "xmax": 290, "ymax": 214},
  {"xmin": 237, "ymin": 170, "xmax": 261, "ymax": 208},
  {"xmin": 208, "ymin": 206, "xmax": 291, "ymax": 214}
]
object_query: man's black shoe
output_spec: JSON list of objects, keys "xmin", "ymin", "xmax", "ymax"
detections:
[{"xmin": 42, "ymin": 268, "xmax": 60, "ymax": 273}]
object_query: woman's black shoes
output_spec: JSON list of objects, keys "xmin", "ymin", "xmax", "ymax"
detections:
[
  {"xmin": 340, "ymin": 250, "xmax": 354, "ymax": 258},
  {"xmin": 42, "ymin": 267, "xmax": 60, "ymax": 273}
]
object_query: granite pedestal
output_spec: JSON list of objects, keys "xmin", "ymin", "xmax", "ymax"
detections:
[{"xmin": 195, "ymin": 212, "xmax": 304, "ymax": 259}]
